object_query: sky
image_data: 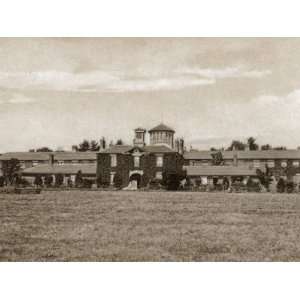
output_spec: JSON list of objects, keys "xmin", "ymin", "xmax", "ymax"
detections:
[{"xmin": 1, "ymin": 38, "xmax": 300, "ymax": 152}]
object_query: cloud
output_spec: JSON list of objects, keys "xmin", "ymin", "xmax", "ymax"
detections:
[
  {"xmin": 0, "ymin": 65, "xmax": 271, "ymax": 94},
  {"xmin": 179, "ymin": 66, "xmax": 271, "ymax": 79},
  {"xmin": 7, "ymin": 94, "xmax": 36, "ymax": 104}
]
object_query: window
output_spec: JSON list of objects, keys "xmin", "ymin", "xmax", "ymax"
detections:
[
  {"xmin": 110, "ymin": 154, "xmax": 117, "ymax": 167},
  {"xmin": 267, "ymin": 160, "xmax": 275, "ymax": 168},
  {"xmin": 58, "ymin": 160, "xmax": 64, "ymax": 165},
  {"xmin": 281, "ymin": 161, "xmax": 287, "ymax": 168},
  {"xmin": 156, "ymin": 171, "xmax": 163, "ymax": 179},
  {"xmin": 293, "ymin": 161, "xmax": 300, "ymax": 167},
  {"xmin": 253, "ymin": 160, "xmax": 260, "ymax": 168},
  {"xmin": 32, "ymin": 161, "xmax": 39, "ymax": 166},
  {"xmin": 156, "ymin": 155, "xmax": 163, "ymax": 167},
  {"xmin": 134, "ymin": 156, "xmax": 140, "ymax": 168},
  {"xmin": 110, "ymin": 172, "xmax": 115, "ymax": 185}
]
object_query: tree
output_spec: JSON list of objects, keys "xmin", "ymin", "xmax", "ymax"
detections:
[
  {"xmin": 211, "ymin": 151, "xmax": 224, "ymax": 166},
  {"xmin": 2, "ymin": 158, "xmax": 21, "ymax": 185},
  {"xmin": 256, "ymin": 166, "xmax": 272, "ymax": 191},
  {"xmin": 90, "ymin": 140, "xmax": 100, "ymax": 151},
  {"xmin": 55, "ymin": 174, "xmax": 64, "ymax": 187},
  {"xmin": 247, "ymin": 137, "xmax": 259, "ymax": 151},
  {"xmin": 227, "ymin": 140, "xmax": 245, "ymax": 151},
  {"xmin": 34, "ymin": 175, "xmax": 43, "ymax": 187},
  {"xmin": 75, "ymin": 170, "xmax": 83, "ymax": 187},
  {"xmin": 273, "ymin": 146, "xmax": 287, "ymax": 150},
  {"xmin": 261, "ymin": 144, "xmax": 272, "ymax": 150},
  {"xmin": 277, "ymin": 177, "xmax": 286, "ymax": 193},
  {"xmin": 36, "ymin": 147, "xmax": 53, "ymax": 152},
  {"xmin": 116, "ymin": 139, "xmax": 124, "ymax": 145},
  {"xmin": 78, "ymin": 140, "xmax": 90, "ymax": 152},
  {"xmin": 113, "ymin": 173, "xmax": 123, "ymax": 189},
  {"xmin": 100, "ymin": 137, "xmax": 106, "ymax": 150},
  {"xmin": 44, "ymin": 175, "xmax": 54, "ymax": 187}
]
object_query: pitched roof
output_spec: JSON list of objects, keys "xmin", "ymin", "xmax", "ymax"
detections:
[
  {"xmin": 148, "ymin": 123, "xmax": 175, "ymax": 133},
  {"xmin": 184, "ymin": 166, "xmax": 257, "ymax": 176},
  {"xmin": 184, "ymin": 150, "xmax": 300, "ymax": 160},
  {"xmin": 143, "ymin": 145, "xmax": 175, "ymax": 153},
  {"xmin": 101, "ymin": 144, "xmax": 176, "ymax": 154},
  {"xmin": 0, "ymin": 151, "xmax": 97, "ymax": 161},
  {"xmin": 100, "ymin": 145, "xmax": 134, "ymax": 154},
  {"xmin": 21, "ymin": 164, "xmax": 96, "ymax": 175}
]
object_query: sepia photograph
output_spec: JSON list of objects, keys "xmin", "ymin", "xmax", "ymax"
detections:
[{"xmin": 1, "ymin": 37, "xmax": 300, "ymax": 262}]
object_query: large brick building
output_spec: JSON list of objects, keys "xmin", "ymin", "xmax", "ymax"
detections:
[
  {"xmin": 183, "ymin": 149, "xmax": 300, "ymax": 184},
  {"xmin": 97, "ymin": 124, "xmax": 184, "ymax": 188}
]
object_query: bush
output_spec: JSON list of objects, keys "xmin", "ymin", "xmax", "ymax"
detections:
[
  {"xmin": 164, "ymin": 173, "xmax": 181, "ymax": 191},
  {"xmin": 0, "ymin": 176, "xmax": 5, "ymax": 187},
  {"xmin": 44, "ymin": 175, "xmax": 54, "ymax": 187},
  {"xmin": 55, "ymin": 174, "xmax": 64, "ymax": 187},
  {"xmin": 113, "ymin": 173, "xmax": 123, "ymax": 189},
  {"xmin": 83, "ymin": 178, "xmax": 93, "ymax": 188},
  {"xmin": 148, "ymin": 178, "xmax": 163, "ymax": 190},
  {"xmin": 286, "ymin": 181, "xmax": 294, "ymax": 193},
  {"xmin": 277, "ymin": 178, "xmax": 286, "ymax": 193},
  {"xmin": 34, "ymin": 175, "xmax": 43, "ymax": 187}
]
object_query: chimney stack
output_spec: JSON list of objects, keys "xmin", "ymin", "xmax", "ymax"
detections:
[{"xmin": 49, "ymin": 154, "xmax": 54, "ymax": 166}]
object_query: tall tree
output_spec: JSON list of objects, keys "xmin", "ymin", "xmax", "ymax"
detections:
[
  {"xmin": 261, "ymin": 144, "xmax": 272, "ymax": 150},
  {"xmin": 227, "ymin": 140, "xmax": 245, "ymax": 151},
  {"xmin": 211, "ymin": 151, "xmax": 224, "ymax": 166},
  {"xmin": 2, "ymin": 158, "xmax": 21, "ymax": 185},
  {"xmin": 116, "ymin": 139, "xmax": 124, "ymax": 145},
  {"xmin": 78, "ymin": 140, "xmax": 90, "ymax": 152},
  {"xmin": 273, "ymin": 146, "xmax": 287, "ymax": 150},
  {"xmin": 247, "ymin": 137, "xmax": 259, "ymax": 151},
  {"xmin": 36, "ymin": 147, "xmax": 53, "ymax": 152},
  {"xmin": 90, "ymin": 140, "xmax": 100, "ymax": 151}
]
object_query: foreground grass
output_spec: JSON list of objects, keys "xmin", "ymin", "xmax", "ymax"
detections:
[{"xmin": 1, "ymin": 191, "xmax": 300, "ymax": 261}]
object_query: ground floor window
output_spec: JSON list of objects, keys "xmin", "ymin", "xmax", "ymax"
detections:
[
  {"xmin": 110, "ymin": 172, "xmax": 115, "ymax": 185},
  {"xmin": 155, "ymin": 171, "xmax": 163, "ymax": 180}
]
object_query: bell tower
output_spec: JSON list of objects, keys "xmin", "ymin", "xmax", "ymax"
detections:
[{"xmin": 133, "ymin": 127, "xmax": 146, "ymax": 147}]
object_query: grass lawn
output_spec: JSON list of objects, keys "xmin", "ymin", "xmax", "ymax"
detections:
[{"xmin": 1, "ymin": 191, "xmax": 300, "ymax": 261}]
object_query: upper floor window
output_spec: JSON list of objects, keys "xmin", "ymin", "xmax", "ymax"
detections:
[
  {"xmin": 267, "ymin": 160, "xmax": 275, "ymax": 168},
  {"xmin": 156, "ymin": 155, "xmax": 163, "ymax": 167},
  {"xmin": 281, "ymin": 161, "xmax": 287, "ymax": 168},
  {"xmin": 110, "ymin": 154, "xmax": 117, "ymax": 167},
  {"xmin": 253, "ymin": 160, "xmax": 260, "ymax": 168},
  {"xmin": 134, "ymin": 156, "xmax": 140, "ymax": 168}
]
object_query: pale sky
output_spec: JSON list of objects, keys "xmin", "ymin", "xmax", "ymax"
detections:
[{"xmin": 1, "ymin": 38, "xmax": 300, "ymax": 152}]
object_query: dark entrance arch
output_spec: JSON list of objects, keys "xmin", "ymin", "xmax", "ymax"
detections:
[{"xmin": 129, "ymin": 173, "xmax": 142, "ymax": 188}]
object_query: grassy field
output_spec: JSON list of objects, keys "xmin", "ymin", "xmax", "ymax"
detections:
[{"xmin": 1, "ymin": 191, "xmax": 300, "ymax": 261}]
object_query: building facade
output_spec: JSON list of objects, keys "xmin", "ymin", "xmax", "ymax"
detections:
[
  {"xmin": 97, "ymin": 124, "xmax": 184, "ymax": 188},
  {"xmin": 183, "ymin": 150, "xmax": 300, "ymax": 183}
]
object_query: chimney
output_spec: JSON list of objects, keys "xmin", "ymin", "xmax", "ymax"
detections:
[
  {"xmin": 49, "ymin": 154, "xmax": 54, "ymax": 166},
  {"xmin": 233, "ymin": 152, "xmax": 238, "ymax": 166},
  {"xmin": 179, "ymin": 138, "xmax": 184, "ymax": 155}
]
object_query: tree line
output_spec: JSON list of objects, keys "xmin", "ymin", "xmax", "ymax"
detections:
[
  {"xmin": 210, "ymin": 137, "xmax": 288, "ymax": 152},
  {"xmin": 28, "ymin": 137, "xmax": 125, "ymax": 152}
]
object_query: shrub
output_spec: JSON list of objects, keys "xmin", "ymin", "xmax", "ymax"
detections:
[
  {"xmin": 0, "ymin": 176, "xmax": 5, "ymax": 187},
  {"xmin": 55, "ymin": 174, "xmax": 64, "ymax": 187},
  {"xmin": 113, "ymin": 173, "xmax": 123, "ymax": 189},
  {"xmin": 83, "ymin": 178, "xmax": 93, "ymax": 188},
  {"xmin": 286, "ymin": 181, "xmax": 294, "ymax": 193},
  {"xmin": 34, "ymin": 175, "xmax": 43, "ymax": 187},
  {"xmin": 277, "ymin": 178, "xmax": 286, "ymax": 193},
  {"xmin": 44, "ymin": 175, "xmax": 54, "ymax": 187}
]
